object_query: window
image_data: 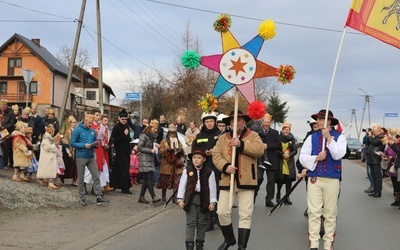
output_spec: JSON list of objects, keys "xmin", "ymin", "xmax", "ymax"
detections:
[
  {"xmin": 0, "ymin": 82, "xmax": 7, "ymax": 94},
  {"xmin": 7, "ymin": 58, "xmax": 22, "ymax": 76},
  {"xmin": 29, "ymin": 81, "xmax": 37, "ymax": 94},
  {"xmin": 86, "ymin": 90, "xmax": 96, "ymax": 100}
]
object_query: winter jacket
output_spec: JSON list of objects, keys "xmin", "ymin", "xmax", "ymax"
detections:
[
  {"xmin": 213, "ymin": 127, "xmax": 264, "ymax": 189},
  {"xmin": 70, "ymin": 121, "xmax": 96, "ymax": 159},
  {"xmin": 138, "ymin": 132, "xmax": 156, "ymax": 173},
  {"xmin": 12, "ymin": 131, "xmax": 31, "ymax": 168},
  {"xmin": 366, "ymin": 134, "xmax": 385, "ymax": 165}
]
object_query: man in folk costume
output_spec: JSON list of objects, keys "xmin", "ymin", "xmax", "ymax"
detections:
[
  {"xmin": 110, "ymin": 109, "xmax": 133, "ymax": 194},
  {"xmin": 213, "ymin": 110, "xmax": 264, "ymax": 250},
  {"xmin": 299, "ymin": 109, "xmax": 346, "ymax": 250},
  {"xmin": 85, "ymin": 109, "xmax": 113, "ymax": 192}
]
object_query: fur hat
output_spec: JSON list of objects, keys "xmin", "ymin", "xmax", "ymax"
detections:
[
  {"xmin": 282, "ymin": 122, "xmax": 291, "ymax": 129},
  {"xmin": 222, "ymin": 110, "xmax": 251, "ymax": 125},
  {"xmin": 311, "ymin": 109, "xmax": 339, "ymax": 126}
]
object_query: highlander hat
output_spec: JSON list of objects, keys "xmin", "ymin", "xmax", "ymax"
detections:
[
  {"xmin": 311, "ymin": 109, "xmax": 339, "ymax": 126},
  {"xmin": 222, "ymin": 110, "xmax": 251, "ymax": 125}
]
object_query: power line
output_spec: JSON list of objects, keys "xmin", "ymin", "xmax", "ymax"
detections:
[
  {"xmin": 0, "ymin": 20, "xmax": 73, "ymax": 23},
  {"xmin": 145, "ymin": 0, "xmax": 363, "ymax": 35},
  {"xmin": 0, "ymin": 0, "xmax": 74, "ymax": 20}
]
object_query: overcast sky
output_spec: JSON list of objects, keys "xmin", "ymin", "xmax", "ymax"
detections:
[{"xmin": 1, "ymin": 0, "xmax": 399, "ymax": 139}]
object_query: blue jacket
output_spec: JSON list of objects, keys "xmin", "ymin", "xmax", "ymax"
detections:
[{"xmin": 70, "ymin": 121, "xmax": 97, "ymax": 159}]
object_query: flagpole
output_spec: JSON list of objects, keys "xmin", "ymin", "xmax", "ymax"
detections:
[
  {"xmin": 228, "ymin": 89, "xmax": 239, "ymax": 209},
  {"xmin": 323, "ymin": 27, "xmax": 348, "ymax": 148}
]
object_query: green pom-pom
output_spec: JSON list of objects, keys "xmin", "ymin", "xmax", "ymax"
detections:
[{"xmin": 181, "ymin": 50, "xmax": 201, "ymax": 69}]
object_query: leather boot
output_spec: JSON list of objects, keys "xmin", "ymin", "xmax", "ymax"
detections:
[
  {"xmin": 237, "ymin": 228, "xmax": 251, "ymax": 250},
  {"xmin": 185, "ymin": 241, "xmax": 194, "ymax": 250},
  {"xmin": 217, "ymin": 224, "xmax": 236, "ymax": 250},
  {"xmin": 195, "ymin": 239, "xmax": 204, "ymax": 250}
]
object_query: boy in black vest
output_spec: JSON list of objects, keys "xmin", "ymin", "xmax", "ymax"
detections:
[{"xmin": 177, "ymin": 149, "xmax": 217, "ymax": 250}]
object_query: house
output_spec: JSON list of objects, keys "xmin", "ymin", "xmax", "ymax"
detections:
[
  {"xmin": 73, "ymin": 66, "xmax": 121, "ymax": 123},
  {"xmin": 0, "ymin": 33, "xmax": 122, "ymax": 124},
  {"xmin": 0, "ymin": 33, "xmax": 80, "ymax": 117}
]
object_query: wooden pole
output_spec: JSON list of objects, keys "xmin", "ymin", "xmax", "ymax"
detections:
[{"xmin": 228, "ymin": 89, "xmax": 239, "ymax": 208}]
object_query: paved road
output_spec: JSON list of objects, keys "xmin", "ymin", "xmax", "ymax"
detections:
[{"xmin": 80, "ymin": 159, "xmax": 398, "ymax": 250}]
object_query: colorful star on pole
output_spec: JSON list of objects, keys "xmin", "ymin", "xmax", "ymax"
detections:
[{"xmin": 181, "ymin": 14, "xmax": 296, "ymax": 104}]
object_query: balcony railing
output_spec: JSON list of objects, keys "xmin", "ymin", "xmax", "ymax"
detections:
[{"xmin": 0, "ymin": 93, "xmax": 33, "ymax": 103}]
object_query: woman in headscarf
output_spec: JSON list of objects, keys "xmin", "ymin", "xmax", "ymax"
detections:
[{"xmin": 156, "ymin": 124, "xmax": 185, "ymax": 204}]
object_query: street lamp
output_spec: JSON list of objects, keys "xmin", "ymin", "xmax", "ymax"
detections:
[
  {"xmin": 22, "ymin": 69, "xmax": 34, "ymax": 108},
  {"xmin": 358, "ymin": 87, "xmax": 371, "ymax": 139}
]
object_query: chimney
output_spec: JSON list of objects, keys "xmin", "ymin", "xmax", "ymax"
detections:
[
  {"xmin": 31, "ymin": 39, "xmax": 40, "ymax": 46},
  {"xmin": 91, "ymin": 67, "xmax": 99, "ymax": 79}
]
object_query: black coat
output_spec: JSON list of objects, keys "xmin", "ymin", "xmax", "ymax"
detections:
[
  {"xmin": 262, "ymin": 128, "xmax": 282, "ymax": 170},
  {"xmin": 110, "ymin": 122, "xmax": 132, "ymax": 190}
]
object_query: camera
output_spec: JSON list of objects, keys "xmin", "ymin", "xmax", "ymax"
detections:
[{"xmin": 362, "ymin": 128, "xmax": 371, "ymax": 132}]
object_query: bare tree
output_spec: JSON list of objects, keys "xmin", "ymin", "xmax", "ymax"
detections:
[{"xmin": 55, "ymin": 44, "xmax": 91, "ymax": 69}]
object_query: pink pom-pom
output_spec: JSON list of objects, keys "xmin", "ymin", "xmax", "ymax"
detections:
[{"xmin": 247, "ymin": 101, "xmax": 266, "ymax": 120}]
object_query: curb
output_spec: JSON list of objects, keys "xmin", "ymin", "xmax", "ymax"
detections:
[{"xmin": 59, "ymin": 204, "xmax": 175, "ymax": 250}]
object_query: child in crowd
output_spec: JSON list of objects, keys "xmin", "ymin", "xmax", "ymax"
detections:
[
  {"xmin": 130, "ymin": 146, "xmax": 139, "ymax": 185},
  {"xmin": 25, "ymin": 127, "xmax": 38, "ymax": 181},
  {"xmin": 11, "ymin": 121, "xmax": 32, "ymax": 182},
  {"xmin": 54, "ymin": 134, "xmax": 65, "ymax": 178},
  {"xmin": 177, "ymin": 149, "xmax": 217, "ymax": 250}
]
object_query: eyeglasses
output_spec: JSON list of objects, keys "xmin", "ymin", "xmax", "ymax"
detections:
[{"xmin": 120, "ymin": 118, "xmax": 127, "ymax": 120}]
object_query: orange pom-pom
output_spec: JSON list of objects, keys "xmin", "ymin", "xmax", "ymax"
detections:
[{"xmin": 247, "ymin": 101, "xmax": 266, "ymax": 120}]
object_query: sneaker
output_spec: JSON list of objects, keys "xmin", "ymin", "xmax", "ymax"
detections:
[
  {"xmin": 96, "ymin": 195, "xmax": 109, "ymax": 205},
  {"xmin": 80, "ymin": 198, "xmax": 87, "ymax": 206}
]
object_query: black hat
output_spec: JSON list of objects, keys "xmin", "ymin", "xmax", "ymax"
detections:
[
  {"xmin": 119, "ymin": 109, "xmax": 128, "ymax": 118},
  {"xmin": 188, "ymin": 148, "xmax": 207, "ymax": 162},
  {"xmin": 222, "ymin": 110, "xmax": 251, "ymax": 125},
  {"xmin": 311, "ymin": 109, "xmax": 338, "ymax": 126}
]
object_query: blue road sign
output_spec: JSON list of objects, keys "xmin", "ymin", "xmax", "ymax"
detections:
[
  {"xmin": 384, "ymin": 113, "xmax": 398, "ymax": 118},
  {"xmin": 125, "ymin": 92, "xmax": 141, "ymax": 101}
]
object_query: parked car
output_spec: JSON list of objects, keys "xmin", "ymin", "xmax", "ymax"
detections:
[
  {"xmin": 294, "ymin": 136, "xmax": 304, "ymax": 147},
  {"xmin": 345, "ymin": 137, "xmax": 363, "ymax": 159}
]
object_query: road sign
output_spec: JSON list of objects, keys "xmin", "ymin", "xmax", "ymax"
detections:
[
  {"xmin": 384, "ymin": 113, "xmax": 398, "ymax": 118},
  {"xmin": 125, "ymin": 92, "xmax": 141, "ymax": 101}
]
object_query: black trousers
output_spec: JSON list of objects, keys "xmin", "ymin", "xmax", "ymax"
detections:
[{"xmin": 255, "ymin": 168, "xmax": 276, "ymax": 201}]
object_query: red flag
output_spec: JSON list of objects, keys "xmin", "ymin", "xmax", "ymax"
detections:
[{"xmin": 346, "ymin": 0, "xmax": 400, "ymax": 48}]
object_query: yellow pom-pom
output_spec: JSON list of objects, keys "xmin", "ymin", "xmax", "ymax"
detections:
[{"xmin": 258, "ymin": 19, "xmax": 276, "ymax": 41}]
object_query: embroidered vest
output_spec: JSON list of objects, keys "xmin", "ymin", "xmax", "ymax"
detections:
[
  {"xmin": 308, "ymin": 130, "xmax": 342, "ymax": 180},
  {"xmin": 183, "ymin": 164, "xmax": 212, "ymax": 213}
]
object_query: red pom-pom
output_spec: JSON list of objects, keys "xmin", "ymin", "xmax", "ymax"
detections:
[{"xmin": 247, "ymin": 101, "xmax": 266, "ymax": 120}]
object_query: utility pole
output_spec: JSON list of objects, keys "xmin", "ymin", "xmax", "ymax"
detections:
[
  {"xmin": 96, "ymin": 0, "xmax": 104, "ymax": 114},
  {"xmin": 350, "ymin": 108, "xmax": 359, "ymax": 139},
  {"xmin": 358, "ymin": 88, "xmax": 371, "ymax": 140},
  {"xmin": 59, "ymin": 0, "xmax": 87, "ymax": 123}
]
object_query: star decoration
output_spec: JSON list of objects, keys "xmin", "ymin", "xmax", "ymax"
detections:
[{"xmin": 200, "ymin": 28, "xmax": 277, "ymax": 103}]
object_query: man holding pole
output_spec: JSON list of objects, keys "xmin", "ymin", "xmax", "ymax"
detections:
[
  {"xmin": 213, "ymin": 110, "xmax": 264, "ymax": 250},
  {"xmin": 299, "ymin": 109, "xmax": 346, "ymax": 250}
]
